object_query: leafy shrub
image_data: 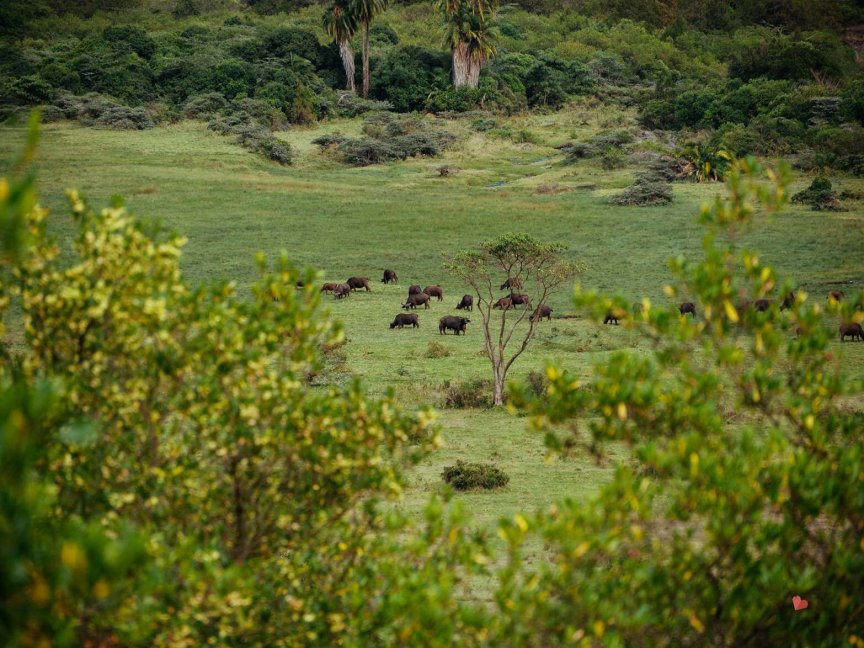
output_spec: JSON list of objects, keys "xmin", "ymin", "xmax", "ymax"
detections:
[
  {"xmin": 791, "ymin": 176, "xmax": 842, "ymax": 211},
  {"xmin": 524, "ymin": 52, "xmax": 594, "ymax": 109},
  {"xmin": 370, "ymin": 46, "xmax": 451, "ymax": 113},
  {"xmin": 172, "ymin": 0, "xmax": 201, "ymax": 18},
  {"xmin": 334, "ymin": 113, "xmax": 455, "ymax": 166},
  {"xmin": 102, "ymin": 25, "xmax": 156, "ymax": 60},
  {"xmin": 471, "ymin": 117, "xmax": 497, "ymax": 131},
  {"xmin": 442, "ymin": 379, "xmax": 494, "ymax": 409},
  {"xmin": 1, "ymin": 75, "xmax": 55, "ymax": 104},
  {"xmin": 441, "ymin": 461, "xmax": 510, "ymax": 491},
  {"xmin": 328, "ymin": 92, "xmax": 392, "ymax": 118},
  {"xmin": 424, "ymin": 86, "xmax": 485, "ymax": 113},
  {"xmin": 261, "ymin": 27, "xmax": 323, "ymax": 64},
  {"xmin": 183, "ymin": 92, "xmax": 229, "ymax": 119},
  {"xmin": 613, "ymin": 176, "xmax": 673, "ymax": 206},
  {"xmin": 424, "ymin": 341, "xmax": 451, "ymax": 359},
  {"xmin": 600, "ymin": 147, "xmax": 627, "ymax": 170},
  {"xmin": 93, "ymin": 104, "xmax": 154, "ymax": 130},
  {"xmin": 370, "ymin": 22, "xmax": 399, "ymax": 45},
  {"xmin": 311, "ymin": 132, "xmax": 348, "ymax": 149}
]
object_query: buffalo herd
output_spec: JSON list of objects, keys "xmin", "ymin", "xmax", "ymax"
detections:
[
  {"xmin": 315, "ymin": 272, "xmax": 559, "ymax": 339},
  {"xmin": 602, "ymin": 289, "xmax": 863, "ymax": 343},
  {"xmin": 316, "ymin": 273, "xmax": 860, "ymax": 344}
]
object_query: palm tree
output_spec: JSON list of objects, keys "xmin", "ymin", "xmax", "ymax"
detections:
[
  {"xmin": 323, "ymin": 0, "xmax": 358, "ymax": 92},
  {"xmin": 439, "ymin": 0, "xmax": 498, "ymax": 88},
  {"xmin": 351, "ymin": 0, "xmax": 388, "ymax": 98}
]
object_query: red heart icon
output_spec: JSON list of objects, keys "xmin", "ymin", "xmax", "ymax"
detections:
[{"xmin": 792, "ymin": 595, "xmax": 808, "ymax": 611}]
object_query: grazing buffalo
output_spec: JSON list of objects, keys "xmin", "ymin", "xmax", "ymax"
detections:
[
  {"xmin": 531, "ymin": 305, "xmax": 553, "ymax": 322},
  {"xmin": 679, "ymin": 302, "xmax": 696, "ymax": 317},
  {"xmin": 321, "ymin": 282, "xmax": 338, "ymax": 293},
  {"xmin": 456, "ymin": 294, "xmax": 473, "ymax": 311},
  {"xmin": 828, "ymin": 290, "xmax": 845, "ymax": 302},
  {"xmin": 382, "ymin": 269, "xmax": 398, "ymax": 284},
  {"xmin": 509, "ymin": 293, "xmax": 532, "ymax": 308},
  {"xmin": 424, "ymin": 285, "xmax": 444, "ymax": 301},
  {"xmin": 295, "ymin": 281, "xmax": 304, "ymax": 288},
  {"xmin": 840, "ymin": 322, "xmax": 864, "ymax": 342},
  {"xmin": 493, "ymin": 297, "xmax": 513, "ymax": 310},
  {"xmin": 403, "ymin": 293, "xmax": 431, "ymax": 310},
  {"xmin": 500, "ymin": 277, "xmax": 523, "ymax": 290},
  {"xmin": 754, "ymin": 299, "xmax": 772, "ymax": 312},
  {"xmin": 390, "ymin": 313, "xmax": 419, "ymax": 329},
  {"xmin": 439, "ymin": 316, "xmax": 470, "ymax": 335},
  {"xmin": 780, "ymin": 291, "xmax": 795, "ymax": 311},
  {"xmin": 408, "ymin": 284, "xmax": 423, "ymax": 296},
  {"xmin": 347, "ymin": 276, "xmax": 371, "ymax": 292},
  {"xmin": 604, "ymin": 312, "xmax": 620, "ymax": 325},
  {"xmin": 333, "ymin": 283, "xmax": 351, "ymax": 299}
]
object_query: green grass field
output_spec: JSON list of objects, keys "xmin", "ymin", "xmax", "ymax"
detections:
[{"xmin": 2, "ymin": 107, "xmax": 863, "ymax": 569}]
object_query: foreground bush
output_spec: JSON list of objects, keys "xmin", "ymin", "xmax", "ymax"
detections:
[
  {"xmin": 1, "ymin": 124, "xmax": 490, "ymax": 646},
  {"xmin": 442, "ymin": 461, "xmax": 510, "ymax": 491},
  {"xmin": 505, "ymin": 158, "xmax": 864, "ymax": 645}
]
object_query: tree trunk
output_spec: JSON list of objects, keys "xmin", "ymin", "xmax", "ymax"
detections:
[
  {"xmin": 339, "ymin": 40, "xmax": 355, "ymax": 92},
  {"xmin": 452, "ymin": 41, "xmax": 470, "ymax": 87},
  {"xmin": 362, "ymin": 24, "xmax": 370, "ymax": 98},
  {"xmin": 492, "ymin": 362, "xmax": 506, "ymax": 406},
  {"xmin": 493, "ymin": 378, "xmax": 505, "ymax": 406},
  {"xmin": 466, "ymin": 53, "xmax": 483, "ymax": 89}
]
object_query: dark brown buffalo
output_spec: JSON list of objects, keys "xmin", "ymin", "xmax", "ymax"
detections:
[
  {"xmin": 839, "ymin": 322, "xmax": 864, "ymax": 342},
  {"xmin": 408, "ymin": 284, "xmax": 422, "ymax": 296},
  {"xmin": 604, "ymin": 312, "xmax": 620, "ymax": 325},
  {"xmin": 382, "ymin": 269, "xmax": 398, "ymax": 284},
  {"xmin": 333, "ymin": 283, "xmax": 351, "ymax": 299},
  {"xmin": 456, "ymin": 294, "xmax": 473, "ymax": 311},
  {"xmin": 439, "ymin": 316, "xmax": 470, "ymax": 335},
  {"xmin": 424, "ymin": 285, "xmax": 444, "ymax": 301},
  {"xmin": 754, "ymin": 298, "xmax": 772, "ymax": 312},
  {"xmin": 531, "ymin": 305, "xmax": 553, "ymax": 321},
  {"xmin": 347, "ymin": 276, "xmax": 371, "ymax": 292},
  {"xmin": 500, "ymin": 277, "xmax": 523, "ymax": 290},
  {"xmin": 509, "ymin": 293, "xmax": 532, "ymax": 308},
  {"xmin": 493, "ymin": 297, "xmax": 513, "ymax": 310},
  {"xmin": 828, "ymin": 290, "xmax": 845, "ymax": 302},
  {"xmin": 780, "ymin": 291, "xmax": 795, "ymax": 310},
  {"xmin": 321, "ymin": 282, "xmax": 338, "ymax": 293},
  {"xmin": 679, "ymin": 302, "xmax": 696, "ymax": 316},
  {"xmin": 403, "ymin": 293, "xmax": 431, "ymax": 310},
  {"xmin": 390, "ymin": 313, "xmax": 419, "ymax": 329}
]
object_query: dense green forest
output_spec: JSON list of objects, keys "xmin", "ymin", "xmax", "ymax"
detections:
[{"xmin": 2, "ymin": 0, "xmax": 863, "ymax": 170}]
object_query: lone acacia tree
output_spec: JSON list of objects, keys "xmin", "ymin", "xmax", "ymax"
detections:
[{"xmin": 445, "ymin": 233, "xmax": 582, "ymax": 406}]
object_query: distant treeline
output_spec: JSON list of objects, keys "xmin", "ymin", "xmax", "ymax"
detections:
[
  {"xmin": 4, "ymin": 0, "xmax": 864, "ymax": 30},
  {"xmin": 1, "ymin": 0, "xmax": 862, "ymax": 172}
]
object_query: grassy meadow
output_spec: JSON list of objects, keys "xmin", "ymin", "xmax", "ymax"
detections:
[{"xmin": 2, "ymin": 107, "xmax": 863, "ymax": 571}]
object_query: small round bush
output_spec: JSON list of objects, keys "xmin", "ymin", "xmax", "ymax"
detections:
[
  {"xmin": 442, "ymin": 461, "xmax": 510, "ymax": 491},
  {"xmin": 424, "ymin": 341, "xmax": 451, "ymax": 359},
  {"xmin": 442, "ymin": 379, "xmax": 494, "ymax": 409}
]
